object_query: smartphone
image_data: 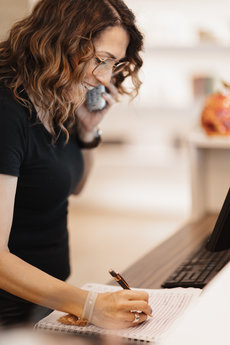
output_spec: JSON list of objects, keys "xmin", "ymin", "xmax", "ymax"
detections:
[{"xmin": 85, "ymin": 84, "xmax": 107, "ymax": 112}]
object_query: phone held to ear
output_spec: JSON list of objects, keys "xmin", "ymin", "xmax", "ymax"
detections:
[{"xmin": 86, "ymin": 84, "xmax": 107, "ymax": 112}]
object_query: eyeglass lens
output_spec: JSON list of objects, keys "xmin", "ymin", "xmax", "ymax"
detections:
[{"xmin": 94, "ymin": 58, "xmax": 127, "ymax": 75}]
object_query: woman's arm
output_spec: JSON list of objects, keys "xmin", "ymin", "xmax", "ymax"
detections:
[
  {"xmin": 0, "ymin": 174, "xmax": 152, "ymax": 328},
  {"xmin": 0, "ymin": 174, "xmax": 88, "ymax": 316},
  {"xmin": 72, "ymin": 82, "xmax": 117, "ymax": 195}
]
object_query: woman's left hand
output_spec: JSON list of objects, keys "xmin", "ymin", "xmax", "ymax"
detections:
[{"xmin": 76, "ymin": 83, "xmax": 118, "ymax": 140}]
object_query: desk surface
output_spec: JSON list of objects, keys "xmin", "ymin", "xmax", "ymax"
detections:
[{"xmin": 120, "ymin": 213, "xmax": 217, "ymax": 289}]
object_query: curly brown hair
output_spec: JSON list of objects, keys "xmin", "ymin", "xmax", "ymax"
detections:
[{"xmin": 0, "ymin": 0, "xmax": 144, "ymax": 143}]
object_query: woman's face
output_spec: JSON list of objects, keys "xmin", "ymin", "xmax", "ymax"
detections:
[{"xmin": 82, "ymin": 25, "xmax": 130, "ymax": 91}]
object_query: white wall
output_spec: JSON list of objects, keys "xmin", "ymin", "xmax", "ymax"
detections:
[
  {"xmin": 0, "ymin": 0, "xmax": 28, "ymax": 40},
  {"xmin": 1, "ymin": 0, "xmax": 230, "ymax": 215}
]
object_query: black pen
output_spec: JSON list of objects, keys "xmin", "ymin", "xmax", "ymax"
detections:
[{"xmin": 109, "ymin": 269, "xmax": 153, "ymax": 317}]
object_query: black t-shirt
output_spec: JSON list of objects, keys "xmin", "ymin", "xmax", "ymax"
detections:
[{"xmin": 0, "ymin": 85, "xmax": 84, "ymax": 281}]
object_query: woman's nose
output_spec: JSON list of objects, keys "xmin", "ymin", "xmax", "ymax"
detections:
[{"xmin": 94, "ymin": 69, "xmax": 113, "ymax": 86}]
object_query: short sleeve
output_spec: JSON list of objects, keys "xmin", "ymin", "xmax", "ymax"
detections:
[{"xmin": 0, "ymin": 94, "xmax": 27, "ymax": 177}]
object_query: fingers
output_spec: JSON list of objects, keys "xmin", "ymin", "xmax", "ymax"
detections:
[
  {"xmin": 105, "ymin": 82, "xmax": 118, "ymax": 98},
  {"xmin": 101, "ymin": 310, "xmax": 148, "ymax": 329},
  {"xmin": 130, "ymin": 302, "xmax": 152, "ymax": 316},
  {"xmin": 119, "ymin": 290, "xmax": 152, "ymax": 319},
  {"xmin": 102, "ymin": 92, "xmax": 114, "ymax": 108},
  {"xmin": 92, "ymin": 290, "xmax": 152, "ymax": 329},
  {"xmin": 123, "ymin": 290, "xmax": 152, "ymax": 315},
  {"xmin": 123, "ymin": 290, "xmax": 149, "ymax": 302},
  {"xmin": 115, "ymin": 290, "xmax": 152, "ymax": 317},
  {"xmin": 126, "ymin": 311, "xmax": 148, "ymax": 325},
  {"xmin": 102, "ymin": 82, "xmax": 118, "ymax": 107}
]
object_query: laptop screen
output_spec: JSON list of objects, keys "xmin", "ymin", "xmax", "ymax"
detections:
[{"xmin": 206, "ymin": 187, "xmax": 230, "ymax": 252}]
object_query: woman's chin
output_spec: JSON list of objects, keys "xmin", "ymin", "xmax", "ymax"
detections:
[{"xmin": 68, "ymin": 85, "xmax": 87, "ymax": 103}]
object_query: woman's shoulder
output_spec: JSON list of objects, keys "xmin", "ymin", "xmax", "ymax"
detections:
[
  {"xmin": 0, "ymin": 84, "xmax": 30, "ymax": 127},
  {"xmin": 0, "ymin": 83, "xmax": 25, "ymax": 109}
]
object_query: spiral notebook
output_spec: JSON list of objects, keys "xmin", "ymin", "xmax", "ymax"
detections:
[{"xmin": 35, "ymin": 283, "xmax": 201, "ymax": 343}]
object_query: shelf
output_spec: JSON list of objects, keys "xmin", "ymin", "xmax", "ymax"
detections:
[
  {"xmin": 146, "ymin": 45, "xmax": 230, "ymax": 54},
  {"xmin": 189, "ymin": 128, "xmax": 230, "ymax": 148}
]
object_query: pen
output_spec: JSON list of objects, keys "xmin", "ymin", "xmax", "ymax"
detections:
[
  {"xmin": 109, "ymin": 269, "xmax": 130, "ymax": 289},
  {"xmin": 109, "ymin": 269, "xmax": 153, "ymax": 317}
]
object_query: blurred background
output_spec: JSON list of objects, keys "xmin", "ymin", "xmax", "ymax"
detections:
[{"xmin": 1, "ymin": 0, "xmax": 230, "ymax": 286}]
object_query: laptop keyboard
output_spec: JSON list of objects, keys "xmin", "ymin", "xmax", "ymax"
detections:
[{"xmin": 162, "ymin": 243, "xmax": 230, "ymax": 288}]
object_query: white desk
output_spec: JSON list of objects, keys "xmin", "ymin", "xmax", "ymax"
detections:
[{"xmin": 163, "ymin": 262, "xmax": 230, "ymax": 345}]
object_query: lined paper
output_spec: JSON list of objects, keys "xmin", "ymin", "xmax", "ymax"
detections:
[{"xmin": 35, "ymin": 283, "xmax": 201, "ymax": 342}]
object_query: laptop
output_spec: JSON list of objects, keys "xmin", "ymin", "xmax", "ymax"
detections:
[{"xmin": 162, "ymin": 188, "xmax": 230, "ymax": 288}]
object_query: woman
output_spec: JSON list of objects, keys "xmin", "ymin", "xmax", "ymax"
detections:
[{"xmin": 0, "ymin": 0, "xmax": 151, "ymax": 329}]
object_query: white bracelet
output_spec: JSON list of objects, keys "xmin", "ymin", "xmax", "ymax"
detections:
[{"xmin": 81, "ymin": 291, "xmax": 98, "ymax": 323}]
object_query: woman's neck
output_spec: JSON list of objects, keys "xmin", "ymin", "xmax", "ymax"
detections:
[{"xmin": 26, "ymin": 90, "xmax": 52, "ymax": 134}]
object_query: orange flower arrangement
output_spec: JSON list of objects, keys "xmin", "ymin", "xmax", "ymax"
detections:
[{"xmin": 201, "ymin": 82, "xmax": 230, "ymax": 136}]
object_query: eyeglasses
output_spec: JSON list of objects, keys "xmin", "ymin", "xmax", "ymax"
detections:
[{"xmin": 93, "ymin": 54, "xmax": 129, "ymax": 76}]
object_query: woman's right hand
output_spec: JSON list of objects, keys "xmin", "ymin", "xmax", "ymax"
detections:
[{"xmin": 92, "ymin": 289, "xmax": 152, "ymax": 329}]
